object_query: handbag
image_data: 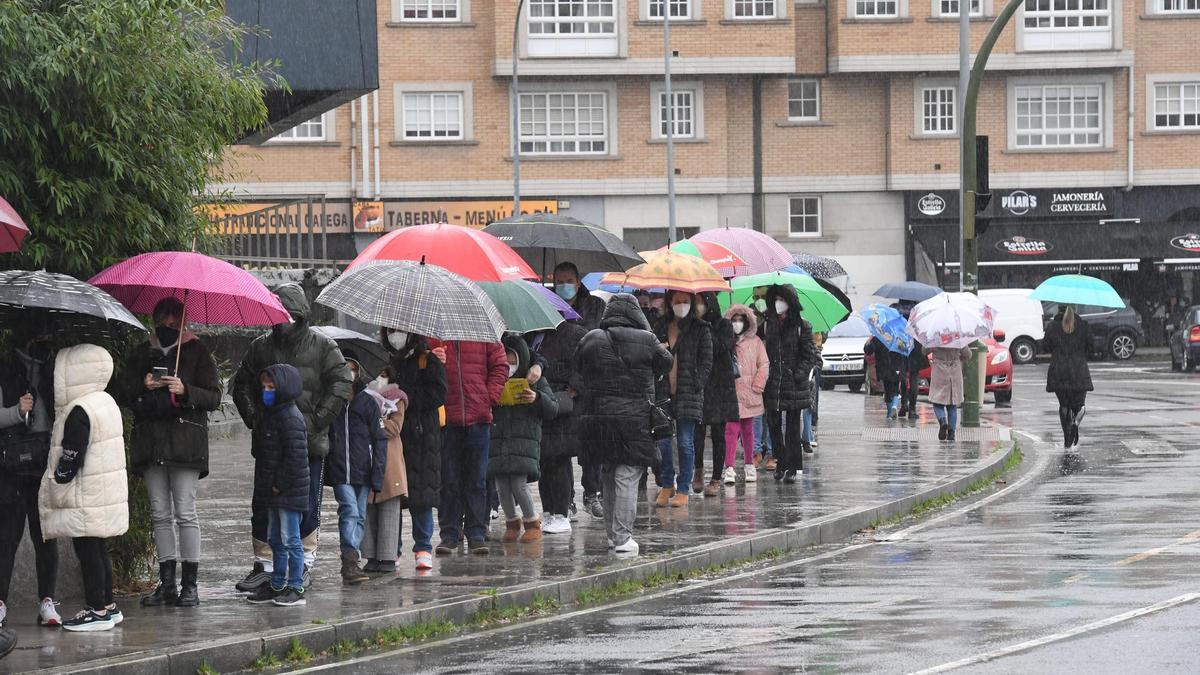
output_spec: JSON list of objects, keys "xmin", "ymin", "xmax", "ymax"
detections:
[{"xmin": 604, "ymin": 331, "xmax": 675, "ymax": 441}]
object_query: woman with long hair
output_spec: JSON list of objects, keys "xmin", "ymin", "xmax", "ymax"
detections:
[{"xmin": 1044, "ymin": 306, "xmax": 1093, "ymax": 447}]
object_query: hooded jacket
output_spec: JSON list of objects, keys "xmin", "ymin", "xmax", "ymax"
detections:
[
  {"xmin": 39, "ymin": 344, "xmax": 128, "ymax": 540},
  {"xmin": 725, "ymin": 305, "xmax": 770, "ymax": 419},
  {"xmin": 488, "ymin": 336, "xmax": 558, "ymax": 481},
  {"xmin": 325, "ymin": 368, "xmax": 388, "ymax": 491},
  {"xmin": 653, "ymin": 303, "xmax": 713, "ymax": 423},
  {"xmin": 701, "ymin": 294, "xmax": 740, "ymax": 425},
  {"xmin": 763, "ymin": 285, "xmax": 820, "ymax": 412},
  {"xmin": 121, "ymin": 331, "xmax": 222, "ymax": 478},
  {"xmin": 388, "ymin": 337, "xmax": 448, "ymax": 509},
  {"xmin": 441, "ymin": 340, "xmax": 508, "ymax": 427},
  {"xmin": 574, "ymin": 294, "xmax": 674, "ymax": 467},
  {"xmin": 534, "ymin": 321, "xmax": 588, "ymax": 460},
  {"xmin": 231, "ymin": 284, "xmax": 354, "ymax": 460},
  {"xmin": 253, "ymin": 364, "xmax": 310, "ymax": 512}
]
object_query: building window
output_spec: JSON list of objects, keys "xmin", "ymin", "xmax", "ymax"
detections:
[
  {"xmin": 1014, "ymin": 84, "xmax": 1102, "ymax": 148},
  {"xmin": 656, "ymin": 90, "xmax": 696, "ymax": 138},
  {"xmin": 1161, "ymin": 0, "xmax": 1200, "ymax": 11},
  {"xmin": 519, "ymin": 91, "xmax": 609, "ymax": 155},
  {"xmin": 1023, "ymin": 0, "xmax": 1109, "ymax": 29},
  {"xmin": 922, "ymin": 87, "xmax": 956, "ymax": 134},
  {"xmin": 271, "ymin": 115, "xmax": 326, "ymax": 142},
  {"xmin": 788, "ymin": 80, "xmax": 820, "ymax": 121},
  {"xmin": 400, "ymin": 0, "xmax": 459, "ymax": 21},
  {"xmin": 733, "ymin": 0, "xmax": 777, "ymax": 17},
  {"xmin": 939, "ymin": 0, "xmax": 981, "ymax": 16},
  {"xmin": 1153, "ymin": 82, "xmax": 1200, "ymax": 129},
  {"xmin": 855, "ymin": 0, "xmax": 899, "ymax": 16},
  {"xmin": 402, "ymin": 93, "xmax": 464, "ymax": 140},
  {"xmin": 528, "ymin": 0, "xmax": 616, "ymax": 35},
  {"xmin": 789, "ymin": 196, "xmax": 822, "ymax": 237},
  {"xmin": 649, "ymin": 0, "xmax": 691, "ymax": 18}
]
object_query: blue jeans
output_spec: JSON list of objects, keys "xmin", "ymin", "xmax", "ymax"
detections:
[
  {"xmin": 333, "ymin": 484, "xmax": 370, "ymax": 556},
  {"xmin": 934, "ymin": 404, "xmax": 959, "ymax": 429},
  {"xmin": 802, "ymin": 408, "xmax": 814, "ymax": 444},
  {"xmin": 657, "ymin": 418, "xmax": 698, "ymax": 494},
  {"xmin": 438, "ymin": 424, "xmax": 490, "ymax": 544},
  {"xmin": 753, "ymin": 415, "xmax": 773, "ymax": 457},
  {"xmin": 268, "ymin": 508, "xmax": 304, "ymax": 591},
  {"xmin": 404, "ymin": 506, "xmax": 435, "ymax": 554}
]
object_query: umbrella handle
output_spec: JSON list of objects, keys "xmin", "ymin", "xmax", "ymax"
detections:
[{"xmin": 173, "ymin": 292, "xmax": 188, "ymax": 376}]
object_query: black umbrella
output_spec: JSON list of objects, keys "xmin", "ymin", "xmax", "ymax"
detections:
[
  {"xmin": 312, "ymin": 326, "xmax": 391, "ymax": 380},
  {"xmin": 0, "ymin": 269, "xmax": 146, "ymax": 340},
  {"xmin": 791, "ymin": 252, "xmax": 847, "ymax": 279},
  {"xmin": 483, "ymin": 213, "xmax": 643, "ymax": 279},
  {"xmin": 813, "ymin": 276, "xmax": 853, "ymax": 315}
]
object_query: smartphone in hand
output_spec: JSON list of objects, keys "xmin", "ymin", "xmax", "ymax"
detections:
[{"xmin": 152, "ymin": 367, "xmax": 169, "ymax": 381}]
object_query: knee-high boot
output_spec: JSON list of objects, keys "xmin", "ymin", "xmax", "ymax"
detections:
[{"xmin": 1059, "ymin": 406, "xmax": 1073, "ymax": 448}]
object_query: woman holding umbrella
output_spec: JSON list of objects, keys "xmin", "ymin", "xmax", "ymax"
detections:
[
  {"xmin": 695, "ymin": 292, "xmax": 740, "ymax": 495},
  {"xmin": 652, "ymin": 291, "xmax": 713, "ymax": 507},
  {"xmin": 763, "ymin": 285, "xmax": 820, "ymax": 483},
  {"xmin": 928, "ymin": 347, "xmax": 971, "ymax": 441},
  {"xmin": 1044, "ymin": 306, "xmax": 1092, "ymax": 448}
]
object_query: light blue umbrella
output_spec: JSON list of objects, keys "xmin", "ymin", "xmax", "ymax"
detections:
[
  {"xmin": 1030, "ymin": 274, "xmax": 1124, "ymax": 309},
  {"xmin": 858, "ymin": 304, "xmax": 913, "ymax": 355}
]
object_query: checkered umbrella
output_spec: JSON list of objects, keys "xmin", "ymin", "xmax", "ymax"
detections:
[
  {"xmin": 316, "ymin": 261, "xmax": 505, "ymax": 342},
  {"xmin": 0, "ymin": 269, "xmax": 146, "ymax": 340}
]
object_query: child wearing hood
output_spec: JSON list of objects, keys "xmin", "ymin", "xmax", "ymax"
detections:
[
  {"xmin": 723, "ymin": 305, "xmax": 770, "ymax": 483},
  {"xmin": 489, "ymin": 336, "xmax": 558, "ymax": 544}
]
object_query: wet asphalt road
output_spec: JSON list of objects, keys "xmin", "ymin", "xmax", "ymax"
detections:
[{"xmin": 310, "ymin": 360, "xmax": 1200, "ymax": 674}]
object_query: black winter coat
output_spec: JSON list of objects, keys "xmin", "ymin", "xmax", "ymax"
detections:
[
  {"xmin": 389, "ymin": 342, "xmax": 448, "ymax": 509},
  {"xmin": 574, "ymin": 294, "xmax": 673, "ymax": 468},
  {"xmin": 763, "ymin": 285, "xmax": 820, "ymax": 412},
  {"xmin": 572, "ymin": 288, "xmax": 608, "ymax": 331},
  {"xmin": 534, "ymin": 321, "xmax": 587, "ymax": 460},
  {"xmin": 905, "ymin": 344, "xmax": 930, "ymax": 374},
  {"xmin": 865, "ymin": 337, "xmax": 905, "ymax": 385},
  {"xmin": 231, "ymin": 284, "xmax": 354, "ymax": 460},
  {"xmin": 325, "ymin": 384, "xmax": 388, "ymax": 491},
  {"xmin": 701, "ymin": 304, "xmax": 740, "ymax": 425},
  {"xmin": 121, "ymin": 336, "xmax": 222, "ymax": 478},
  {"xmin": 254, "ymin": 364, "xmax": 310, "ymax": 512},
  {"xmin": 653, "ymin": 312, "xmax": 713, "ymax": 423},
  {"xmin": 489, "ymin": 336, "xmax": 558, "ymax": 481},
  {"xmin": 1044, "ymin": 318, "xmax": 1094, "ymax": 393}
]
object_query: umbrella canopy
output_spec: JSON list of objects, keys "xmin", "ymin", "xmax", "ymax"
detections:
[
  {"xmin": 1030, "ymin": 274, "xmax": 1125, "ymax": 309},
  {"xmin": 316, "ymin": 261, "xmax": 505, "ymax": 343},
  {"xmin": 347, "ymin": 223, "xmax": 538, "ymax": 282},
  {"xmin": 874, "ymin": 281, "xmax": 941, "ymax": 303},
  {"xmin": 0, "ymin": 269, "xmax": 145, "ymax": 340},
  {"xmin": 653, "ymin": 240, "xmax": 750, "ymax": 278},
  {"xmin": 582, "ymin": 272, "xmax": 659, "ymax": 294},
  {"xmin": 791, "ymin": 252, "xmax": 847, "ymax": 279},
  {"xmin": 89, "ymin": 251, "xmax": 290, "ymax": 326},
  {"xmin": 690, "ymin": 227, "xmax": 793, "ymax": 275},
  {"xmin": 724, "ymin": 271, "xmax": 850, "ymax": 332},
  {"xmin": 529, "ymin": 282, "xmax": 581, "ymax": 321},
  {"xmin": 312, "ymin": 326, "xmax": 391, "ymax": 379},
  {"xmin": 858, "ymin": 304, "xmax": 913, "ymax": 355},
  {"xmin": 907, "ymin": 292, "xmax": 997, "ymax": 350},
  {"xmin": 600, "ymin": 251, "xmax": 730, "ymax": 294},
  {"xmin": 482, "ymin": 214, "xmax": 642, "ymax": 278},
  {"xmin": 478, "ymin": 281, "xmax": 566, "ymax": 334},
  {"xmin": 0, "ymin": 197, "xmax": 30, "ymax": 254}
]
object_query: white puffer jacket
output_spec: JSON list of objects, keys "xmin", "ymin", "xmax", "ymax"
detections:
[{"xmin": 39, "ymin": 344, "xmax": 128, "ymax": 540}]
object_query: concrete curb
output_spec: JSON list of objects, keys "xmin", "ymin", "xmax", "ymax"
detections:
[{"xmin": 36, "ymin": 433, "xmax": 1016, "ymax": 675}]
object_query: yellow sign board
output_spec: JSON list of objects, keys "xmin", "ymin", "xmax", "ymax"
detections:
[{"xmin": 355, "ymin": 200, "xmax": 558, "ymax": 232}]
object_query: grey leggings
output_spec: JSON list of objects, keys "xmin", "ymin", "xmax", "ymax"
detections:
[
  {"xmin": 143, "ymin": 465, "xmax": 201, "ymax": 563},
  {"xmin": 495, "ymin": 474, "xmax": 537, "ymax": 521}
]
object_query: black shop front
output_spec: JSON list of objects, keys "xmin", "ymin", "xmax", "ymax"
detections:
[{"xmin": 906, "ymin": 186, "xmax": 1200, "ymax": 345}]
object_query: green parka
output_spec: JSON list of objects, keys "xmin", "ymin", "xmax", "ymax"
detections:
[{"xmin": 487, "ymin": 336, "xmax": 558, "ymax": 482}]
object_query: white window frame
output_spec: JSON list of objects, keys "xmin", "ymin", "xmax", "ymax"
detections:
[
  {"xmin": 788, "ymin": 196, "xmax": 822, "ymax": 238},
  {"xmin": 787, "ymin": 79, "xmax": 821, "ymax": 121},
  {"xmin": 916, "ymin": 83, "xmax": 958, "ymax": 136},
  {"xmin": 394, "ymin": 83, "xmax": 474, "ymax": 142},
  {"xmin": 526, "ymin": 0, "xmax": 621, "ymax": 57},
  {"xmin": 1006, "ymin": 75, "xmax": 1113, "ymax": 151},
  {"xmin": 393, "ymin": 0, "xmax": 465, "ymax": 23},
  {"xmin": 268, "ymin": 112, "xmax": 335, "ymax": 144},
  {"xmin": 1156, "ymin": 0, "xmax": 1200, "ymax": 13},
  {"xmin": 932, "ymin": 0, "xmax": 984, "ymax": 17},
  {"xmin": 645, "ymin": 0, "xmax": 693, "ymax": 20},
  {"xmin": 401, "ymin": 93, "xmax": 464, "ymax": 141},
  {"xmin": 513, "ymin": 83, "xmax": 618, "ymax": 157},
  {"xmin": 650, "ymin": 82, "xmax": 705, "ymax": 140},
  {"xmin": 724, "ymin": 0, "xmax": 786, "ymax": 19},
  {"xmin": 848, "ymin": 0, "xmax": 906, "ymax": 18},
  {"xmin": 1147, "ymin": 75, "xmax": 1200, "ymax": 132},
  {"xmin": 1022, "ymin": 0, "xmax": 1110, "ymax": 30}
]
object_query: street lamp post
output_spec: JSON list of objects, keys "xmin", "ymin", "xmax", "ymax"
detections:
[
  {"xmin": 511, "ymin": 0, "xmax": 526, "ymax": 215},
  {"xmin": 663, "ymin": 3, "xmax": 677, "ymax": 244}
]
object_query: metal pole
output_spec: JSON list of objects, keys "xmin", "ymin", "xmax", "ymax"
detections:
[
  {"xmin": 664, "ymin": 2, "xmax": 677, "ymax": 244},
  {"xmin": 512, "ymin": 0, "xmax": 526, "ymax": 214},
  {"xmin": 958, "ymin": 0, "xmax": 970, "ymax": 291}
]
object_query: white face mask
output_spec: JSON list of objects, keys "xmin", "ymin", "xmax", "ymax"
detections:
[
  {"xmin": 672, "ymin": 303, "xmax": 691, "ymax": 319},
  {"xmin": 367, "ymin": 374, "xmax": 390, "ymax": 392},
  {"xmin": 507, "ymin": 363, "xmax": 519, "ymax": 377},
  {"xmin": 731, "ymin": 320, "xmax": 746, "ymax": 335},
  {"xmin": 387, "ymin": 331, "xmax": 408, "ymax": 351},
  {"xmin": 774, "ymin": 300, "xmax": 789, "ymax": 315}
]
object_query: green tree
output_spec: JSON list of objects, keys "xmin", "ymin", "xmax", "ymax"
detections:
[{"xmin": 0, "ymin": 0, "xmax": 273, "ymax": 279}]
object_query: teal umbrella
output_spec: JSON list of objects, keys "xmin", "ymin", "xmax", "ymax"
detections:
[
  {"xmin": 1030, "ymin": 274, "xmax": 1124, "ymax": 309},
  {"xmin": 477, "ymin": 280, "xmax": 565, "ymax": 334},
  {"xmin": 723, "ymin": 271, "xmax": 849, "ymax": 332}
]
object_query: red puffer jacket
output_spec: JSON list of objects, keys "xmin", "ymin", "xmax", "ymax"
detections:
[{"xmin": 442, "ymin": 341, "xmax": 508, "ymax": 427}]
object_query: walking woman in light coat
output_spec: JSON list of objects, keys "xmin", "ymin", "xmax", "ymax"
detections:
[{"xmin": 928, "ymin": 346, "xmax": 972, "ymax": 441}]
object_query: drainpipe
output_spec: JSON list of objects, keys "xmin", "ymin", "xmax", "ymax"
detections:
[
  {"xmin": 752, "ymin": 76, "xmax": 764, "ymax": 232},
  {"xmin": 373, "ymin": 89, "xmax": 382, "ymax": 200},
  {"xmin": 350, "ymin": 100, "xmax": 358, "ymax": 200},
  {"xmin": 359, "ymin": 94, "xmax": 371, "ymax": 199},
  {"xmin": 883, "ymin": 76, "xmax": 892, "ymax": 191},
  {"xmin": 1126, "ymin": 64, "xmax": 1134, "ymax": 192}
]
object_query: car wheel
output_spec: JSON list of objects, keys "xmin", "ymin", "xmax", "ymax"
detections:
[
  {"xmin": 1009, "ymin": 337, "xmax": 1037, "ymax": 365},
  {"xmin": 848, "ymin": 381, "xmax": 863, "ymax": 393},
  {"xmin": 1109, "ymin": 331, "xmax": 1137, "ymax": 360},
  {"xmin": 821, "ymin": 380, "xmax": 836, "ymax": 391},
  {"xmin": 994, "ymin": 388, "xmax": 1013, "ymax": 404}
]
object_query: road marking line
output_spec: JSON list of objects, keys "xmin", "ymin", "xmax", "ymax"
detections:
[
  {"xmin": 908, "ymin": 593, "xmax": 1200, "ymax": 674},
  {"xmin": 1062, "ymin": 529, "xmax": 1200, "ymax": 585},
  {"xmin": 1061, "ymin": 573, "xmax": 1089, "ymax": 585}
]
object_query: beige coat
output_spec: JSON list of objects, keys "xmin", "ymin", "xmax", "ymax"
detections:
[
  {"xmin": 372, "ymin": 405, "xmax": 408, "ymax": 503},
  {"xmin": 928, "ymin": 347, "xmax": 972, "ymax": 406}
]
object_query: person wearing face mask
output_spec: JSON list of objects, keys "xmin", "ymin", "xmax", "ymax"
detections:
[
  {"xmin": 651, "ymin": 290, "xmax": 713, "ymax": 507},
  {"xmin": 693, "ymin": 292, "xmax": 741, "ymax": 497},
  {"xmin": 722, "ymin": 304, "xmax": 769, "ymax": 483},
  {"xmin": 231, "ymin": 284, "xmax": 353, "ymax": 594},
  {"xmin": 553, "ymin": 262, "xmax": 607, "ymax": 331},
  {"xmin": 118, "ymin": 297, "xmax": 221, "ymax": 609},
  {"xmin": 762, "ymin": 285, "xmax": 820, "ymax": 484}
]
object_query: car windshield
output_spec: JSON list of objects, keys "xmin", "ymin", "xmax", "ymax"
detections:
[{"xmin": 829, "ymin": 315, "xmax": 871, "ymax": 338}]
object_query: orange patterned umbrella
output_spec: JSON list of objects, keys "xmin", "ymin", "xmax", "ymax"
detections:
[{"xmin": 600, "ymin": 250, "xmax": 731, "ymax": 294}]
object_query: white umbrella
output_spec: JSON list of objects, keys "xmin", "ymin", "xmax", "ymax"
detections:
[{"xmin": 907, "ymin": 292, "xmax": 997, "ymax": 350}]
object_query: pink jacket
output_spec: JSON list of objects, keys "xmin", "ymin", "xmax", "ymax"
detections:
[{"xmin": 725, "ymin": 304, "xmax": 769, "ymax": 419}]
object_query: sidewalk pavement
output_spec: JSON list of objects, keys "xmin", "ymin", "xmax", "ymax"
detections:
[{"xmin": 4, "ymin": 391, "xmax": 1011, "ymax": 674}]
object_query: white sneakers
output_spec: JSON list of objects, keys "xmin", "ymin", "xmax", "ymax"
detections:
[
  {"xmin": 614, "ymin": 538, "xmax": 639, "ymax": 555},
  {"xmin": 542, "ymin": 513, "xmax": 572, "ymax": 534},
  {"xmin": 38, "ymin": 598, "xmax": 61, "ymax": 627},
  {"xmin": 722, "ymin": 466, "xmax": 737, "ymax": 485},
  {"xmin": 744, "ymin": 465, "xmax": 757, "ymax": 483}
]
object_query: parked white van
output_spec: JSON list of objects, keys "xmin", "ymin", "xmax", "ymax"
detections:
[{"xmin": 979, "ymin": 289, "xmax": 1045, "ymax": 364}]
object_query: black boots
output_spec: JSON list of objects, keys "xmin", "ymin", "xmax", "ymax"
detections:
[
  {"xmin": 176, "ymin": 561, "xmax": 200, "ymax": 607},
  {"xmin": 1059, "ymin": 406, "xmax": 1074, "ymax": 448},
  {"xmin": 141, "ymin": 561, "xmax": 178, "ymax": 607}
]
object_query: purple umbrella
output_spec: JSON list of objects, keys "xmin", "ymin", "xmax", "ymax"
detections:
[
  {"xmin": 531, "ymin": 281, "xmax": 581, "ymax": 320},
  {"xmin": 690, "ymin": 227, "xmax": 793, "ymax": 275}
]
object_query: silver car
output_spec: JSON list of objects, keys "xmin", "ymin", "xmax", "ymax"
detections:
[{"xmin": 820, "ymin": 315, "xmax": 871, "ymax": 392}]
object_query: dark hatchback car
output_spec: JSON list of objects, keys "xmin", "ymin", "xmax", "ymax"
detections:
[
  {"xmin": 1042, "ymin": 300, "xmax": 1145, "ymax": 360},
  {"xmin": 1168, "ymin": 306, "xmax": 1200, "ymax": 371}
]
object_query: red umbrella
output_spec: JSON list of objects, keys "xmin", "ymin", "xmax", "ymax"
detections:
[
  {"xmin": 347, "ymin": 223, "xmax": 537, "ymax": 282},
  {"xmin": 0, "ymin": 197, "xmax": 30, "ymax": 254}
]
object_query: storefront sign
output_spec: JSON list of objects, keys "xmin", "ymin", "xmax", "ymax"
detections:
[
  {"xmin": 917, "ymin": 193, "xmax": 947, "ymax": 216},
  {"xmin": 355, "ymin": 200, "xmax": 558, "ymax": 232},
  {"xmin": 995, "ymin": 235, "xmax": 1053, "ymax": 256},
  {"xmin": 994, "ymin": 188, "xmax": 1112, "ymax": 218},
  {"xmin": 203, "ymin": 202, "xmax": 353, "ymax": 234},
  {"xmin": 1170, "ymin": 232, "xmax": 1200, "ymax": 253}
]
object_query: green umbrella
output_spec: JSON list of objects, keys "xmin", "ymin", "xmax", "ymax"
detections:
[
  {"xmin": 722, "ymin": 271, "xmax": 850, "ymax": 332},
  {"xmin": 477, "ymin": 280, "xmax": 565, "ymax": 334}
]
